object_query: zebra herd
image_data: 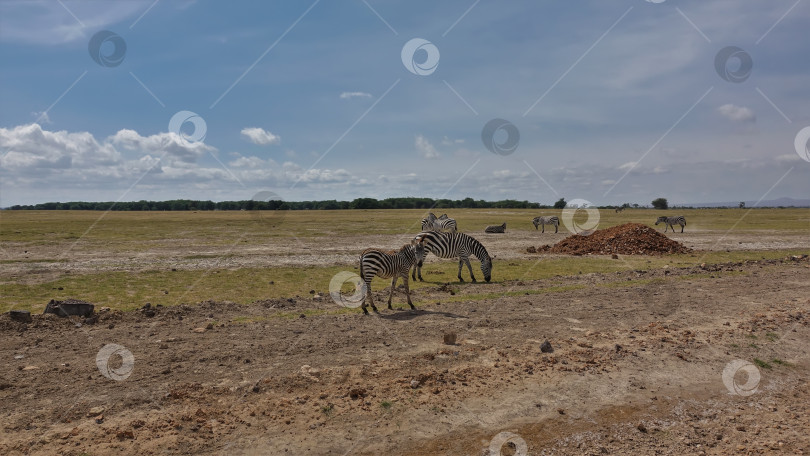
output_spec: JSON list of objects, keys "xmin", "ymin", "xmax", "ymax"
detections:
[
  {"xmin": 357, "ymin": 211, "xmax": 687, "ymax": 314},
  {"xmin": 358, "ymin": 212, "xmax": 492, "ymax": 314}
]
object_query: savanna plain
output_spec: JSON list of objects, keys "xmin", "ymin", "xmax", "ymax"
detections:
[{"xmin": 1, "ymin": 208, "xmax": 809, "ymax": 455}]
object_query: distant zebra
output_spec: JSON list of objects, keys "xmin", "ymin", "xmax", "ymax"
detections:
[
  {"xmin": 421, "ymin": 212, "xmax": 457, "ymax": 233},
  {"xmin": 531, "ymin": 216, "xmax": 559, "ymax": 233},
  {"xmin": 484, "ymin": 223, "xmax": 506, "ymax": 233},
  {"xmin": 655, "ymin": 216, "xmax": 686, "ymax": 233},
  {"xmin": 412, "ymin": 231, "xmax": 492, "ymax": 283},
  {"xmin": 359, "ymin": 243, "xmax": 426, "ymax": 315},
  {"xmin": 615, "ymin": 206, "xmax": 625, "ymax": 213}
]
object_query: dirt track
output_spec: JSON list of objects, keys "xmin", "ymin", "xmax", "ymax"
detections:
[{"xmin": 2, "ymin": 256, "xmax": 809, "ymax": 455}]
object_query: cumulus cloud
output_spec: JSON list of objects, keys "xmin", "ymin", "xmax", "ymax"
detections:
[
  {"xmin": 241, "ymin": 127, "xmax": 281, "ymax": 145},
  {"xmin": 339, "ymin": 91, "xmax": 372, "ymax": 99},
  {"xmin": 0, "ymin": 123, "xmax": 120, "ymax": 172},
  {"xmin": 717, "ymin": 104, "xmax": 756, "ymax": 123},
  {"xmin": 415, "ymin": 135, "xmax": 440, "ymax": 159},
  {"xmin": 110, "ymin": 129, "xmax": 215, "ymax": 163}
]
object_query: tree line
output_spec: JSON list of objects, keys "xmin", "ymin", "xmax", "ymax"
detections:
[{"xmin": 5, "ymin": 197, "xmax": 545, "ymax": 211}]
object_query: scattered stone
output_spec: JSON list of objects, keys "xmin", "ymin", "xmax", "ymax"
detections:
[
  {"xmin": 637, "ymin": 423, "xmax": 648, "ymax": 433},
  {"xmin": 443, "ymin": 332, "xmax": 457, "ymax": 345},
  {"xmin": 9, "ymin": 310, "xmax": 32, "ymax": 323},
  {"xmin": 43, "ymin": 299, "xmax": 94, "ymax": 318},
  {"xmin": 192, "ymin": 327, "xmax": 206, "ymax": 333},
  {"xmin": 87, "ymin": 406, "xmax": 104, "ymax": 417},
  {"xmin": 540, "ymin": 340, "xmax": 554, "ymax": 353},
  {"xmin": 22, "ymin": 366, "xmax": 38, "ymax": 371},
  {"xmin": 611, "ymin": 254, "xmax": 619, "ymax": 259},
  {"xmin": 410, "ymin": 380, "xmax": 420, "ymax": 389}
]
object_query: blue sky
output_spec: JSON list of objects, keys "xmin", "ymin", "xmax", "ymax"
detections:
[{"xmin": 1, "ymin": 0, "xmax": 808, "ymax": 206}]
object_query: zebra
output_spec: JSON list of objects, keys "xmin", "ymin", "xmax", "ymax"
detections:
[
  {"xmin": 655, "ymin": 215, "xmax": 686, "ymax": 233},
  {"xmin": 359, "ymin": 242, "xmax": 426, "ymax": 315},
  {"xmin": 531, "ymin": 216, "xmax": 559, "ymax": 233},
  {"xmin": 615, "ymin": 206, "xmax": 625, "ymax": 213},
  {"xmin": 484, "ymin": 222, "xmax": 506, "ymax": 233},
  {"xmin": 412, "ymin": 231, "xmax": 492, "ymax": 283},
  {"xmin": 421, "ymin": 212, "xmax": 458, "ymax": 233}
]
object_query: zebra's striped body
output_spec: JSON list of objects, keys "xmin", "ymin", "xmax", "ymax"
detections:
[
  {"xmin": 412, "ymin": 231, "xmax": 492, "ymax": 283},
  {"xmin": 484, "ymin": 223, "xmax": 506, "ymax": 233},
  {"xmin": 531, "ymin": 216, "xmax": 559, "ymax": 233},
  {"xmin": 421, "ymin": 213, "xmax": 458, "ymax": 233},
  {"xmin": 359, "ymin": 243, "xmax": 426, "ymax": 314},
  {"xmin": 655, "ymin": 216, "xmax": 686, "ymax": 233},
  {"xmin": 615, "ymin": 206, "xmax": 625, "ymax": 213}
]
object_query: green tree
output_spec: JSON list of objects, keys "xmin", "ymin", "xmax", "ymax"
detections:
[
  {"xmin": 553, "ymin": 198, "xmax": 567, "ymax": 209},
  {"xmin": 651, "ymin": 198, "xmax": 668, "ymax": 210}
]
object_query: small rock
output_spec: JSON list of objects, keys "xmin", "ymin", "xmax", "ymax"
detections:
[
  {"xmin": 192, "ymin": 327, "xmax": 206, "ymax": 333},
  {"xmin": 9, "ymin": 310, "xmax": 32, "ymax": 323},
  {"xmin": 443, "ymin": 332, "xmax": 457, "ymax": 345},
  {"xmin": 637, "ymin": 423, "xmax": 648, "ymax": 433},
  {"xmin": 87, "ymin": 406, "xmax": 105, "ymax": 417},
  {"xmin": 410, "ymin": 380, "xmax": 420, "ymax": 389},
  {"xmin": 611, "ymin": 254, "xmax": 619, "ymax": 259},
  {"xmin": 540, "ymin": 340, "xmax": 554, "ymax": 353},
  {"xmin": 22, "ymin": 366, "xmax": 38, "ymax": 371}
]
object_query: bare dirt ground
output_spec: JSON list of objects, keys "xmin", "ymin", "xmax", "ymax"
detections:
[
  {"xmin": 2, "ymin": 255, "xmax": 809, "ymax": 455},
  {"xmin": 3, "ymin": 229, "xmax": 808, "ymax": 279}
]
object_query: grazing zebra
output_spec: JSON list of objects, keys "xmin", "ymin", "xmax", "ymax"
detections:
[
  {"xmin": 615, "ymin": 206, "xmax": 625, "ymax": 213},
  {"xmin": 484, "ymin": 222, "xmax": 506, "ymax": 233},
  {"xmin": 359, "ymin": 243, "xmax": 426, "ymax": 315},
  {"xmin": 412, "ymin": 231, "xmax": 492, "ymax": 283},
  {"xmin": 531, "ymin": 216, "xmax": 559, "ymax": 233},
  {"xmin": 655, "ymin": 215, "xmax": 686, "ymax": 233},
  {"xmin": 421, "ymin": 212, "xmax": 458, "ymax": 233}
]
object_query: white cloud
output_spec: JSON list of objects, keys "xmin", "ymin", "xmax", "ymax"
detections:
[
  {"xmin": 415, "ymin": 135, "xmax": 440, "ymax": 159},
  {"xmin": 717, "ymin": 104, "xmax": 756, "ymax": 123},
  {"xmin": 339, "ymin": 91, "xmax": 372, "ymax": 99},
  {"xmin": 110, "ymin": 129, "xmax": 215, "ymax": 163},
  {"xmin": 241, "ymin": 127, "xmax": 281, "ymax": 145}
]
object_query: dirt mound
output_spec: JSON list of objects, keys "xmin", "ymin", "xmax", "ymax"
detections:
[{"xmin": 530, "ymin": 223, "xmax": 692, "ymax": 255}]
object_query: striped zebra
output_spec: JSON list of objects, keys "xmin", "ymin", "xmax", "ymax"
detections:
[
  {"xmin": 615, "ymin": 206, "xmax": 625, "ymax": 213},
  {"xmin": 531, "ymin": 216, "xmax": 559, "ymax": 233},
  {"xmin": 359, "ymin": 243, "xmax": 426, "ymax": 315},
  {"xmin": 421, "ymin": 213, "xmax": 458, "ymax": 233},
  {"xmin": 655, "ymin": 215, "xmax": 686, "ymax": 233},
  {"xmin": 484, "ymin": 222, "xmax": 506, "ymax": 233},
  {"xmin": 412, "ymin": 231, "xmax": 492, "ymax": 283}
]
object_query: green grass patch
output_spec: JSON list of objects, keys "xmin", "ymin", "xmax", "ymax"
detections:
[
  {"xmin": 753, "ymin": 358, "xmax": 772, "ymax": 369},
  {"xmin": 771, "ymin": 358, "xmax": 792, "ymax": 367}
]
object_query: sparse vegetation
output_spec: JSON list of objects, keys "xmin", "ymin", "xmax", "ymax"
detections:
[{"xmin": 753, "ymin": 358, "xmax": 772, "ymax": 369}]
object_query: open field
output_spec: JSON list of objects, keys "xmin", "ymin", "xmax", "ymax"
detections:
[{"xmin": 1, "ymin": 208, "xmax": 809, "ymax": 455}]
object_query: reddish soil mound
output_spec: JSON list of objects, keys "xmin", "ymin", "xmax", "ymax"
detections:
[{"xmin": 530, "ymin": 223, "xmax": 692, "ymax": 255}]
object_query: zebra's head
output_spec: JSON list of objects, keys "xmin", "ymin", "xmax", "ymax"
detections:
[
  {"xmin": 531, "ymin": 217, "xmax": 540, "ymax": 229},
  {"xmin": 482, "ymin": 255, "xmax": 492, "ymax": 282},
  {"xmin": 655, "ymin": 216, "xmax": 667, "ymax": 225},
  {"xmin": 421, "ymin": 218, "xmax": 434, "ymax": 231},
  {"xmin": 410, "ymin": 237, "xmax": 427, "ymax": 267}
]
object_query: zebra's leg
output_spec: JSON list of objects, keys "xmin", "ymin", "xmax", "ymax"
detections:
[
  {"xmin": 541, "ymin": 224, "xmax": 545, "ymax": 233},
  {"xmin": 681, "ymin": 224, "xmax": 684, "ymax": 233},
  {"xmin": 463, "ymin": 257, "xmax": 477, "ymax": 282},
  {"xmin": 388, "ymin": 276, "xmax": 397, "ymax": 310},
  {"xmin": 361, "ymin": 280, "xmax": 373, "ymax": 314},
  {"xmin": 554, "ymin": 224, "xmax": 558, "ymax": 233},
  {"xmin": 403, "ymin": 274, "xmax": 415, "ymax": 310},
  {"xmin": 411, "ymin": 264, "xmax": 417, "ymax": 281},
  {"xmin": 457, "ymin": 259, "xmax": 465, "ymax": 282}
]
